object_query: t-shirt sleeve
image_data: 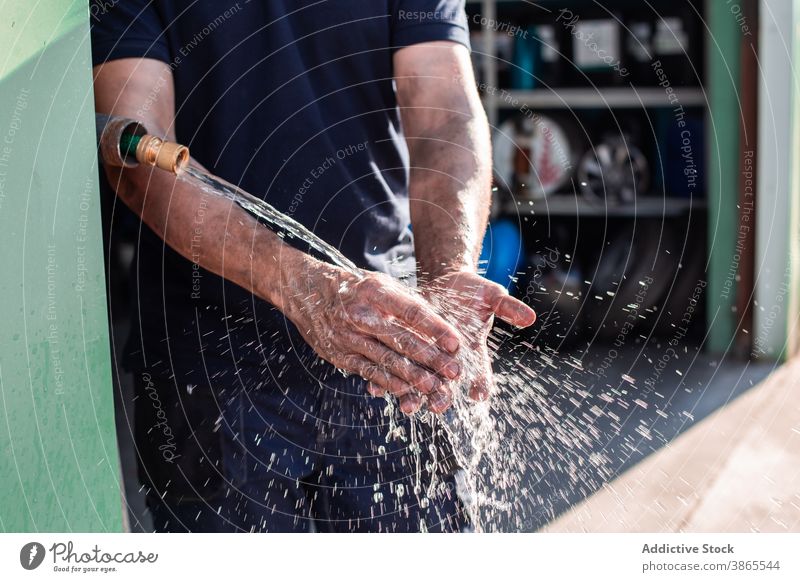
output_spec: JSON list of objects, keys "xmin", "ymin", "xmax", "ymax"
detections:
[
  {"xmin": 89, "ymin": 0, "xmax": 171, "ymax": 67},
  {"xmin": 392, "ymin": 0, "xmax": 471, "ymax": 50}
]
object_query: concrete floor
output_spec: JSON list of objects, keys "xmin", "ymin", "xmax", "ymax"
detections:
[
  {"xmin": 546, "ymin": 357, "xmax": 800, "ymax": 532},
  {"xmin": 111, "ymin": 327, "xmax": 776, "ymax": 532}
]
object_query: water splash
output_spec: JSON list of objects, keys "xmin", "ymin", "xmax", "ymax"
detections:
[{"xmin": 176, "ymin": 164, "xmax": 641, "ymax": 532}]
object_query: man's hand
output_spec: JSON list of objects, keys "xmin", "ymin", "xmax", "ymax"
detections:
[
  {"xmin": 422, "ymin": 271, "xmax": 536, "ymax": 409},
  {"xmin": 392, "ymin": 42, "xmax": 536, "ymax": 412},
  {"xmin": 280, "ymin": 259, "xmax": 465, "ymax": 415},
  {"xmin": 361, "ymin": 270, "xmax": 536, "ymax": 414}
]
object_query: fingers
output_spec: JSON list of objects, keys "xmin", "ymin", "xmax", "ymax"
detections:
[
  {"xmin": 430, "ymin": 272, "xmax": 536, "ymax": 328},
  {"xmin": 367, "ymin": 382, "xmax": 424, "ymax": 415},
  {"xmin": 342, "ymin": 354, "xmax": 422, "ymax": 414},
  {"xmin": 349, "ymin": 335, "xmax": 457, "ymax": 414},
  {"xmin": 468, "ymin": 358, "xmax": 494, "ymax": 402},
  {"xmin": 398, "ymin": 393, "xmax": 423, "ymax": 415},
  {"xmin": 379, "ymin": 291, "xmax": 461, "ymax": 354},
  {"xmin": 350, "ymin": 335, "xmax": 443, "ymax": 395},
  {"xmin": 494, "ymin": 295, "xmax": 537, "ymax": 327},
  {"xmin": 479, "ymin": 282, "xmax": 537, "ymax": 328},
  {"xmin": 369, "ymin": 320, "xmax": 461, "ymax": 381},
  {"xmin": 369, "ymin": 383, "xmax": 451, "ymax": 414},
  {"xmin": 347, "ymin": 327, "xmax": 462, "ymax": 415},
  {"xmin": 426, "ymin": 387, "xmax": 453, "ymax": 414}
]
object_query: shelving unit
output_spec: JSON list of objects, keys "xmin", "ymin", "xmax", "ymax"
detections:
[
  {"xmin": 469, "ymin": 0, "xmax": 728, "ymax": 348},
  {"xmin": 471, "ymin": 0, "xmax": 708, "ymax": 212},
  {"xmin": 488, "ymin": 87, "xmax": 707, "ymax": 111},
  {"xmin": 504, "ymin": 194, "xmax": 704, "ymax": 218},
  {"xmin": 469, "ymin": 0, "xmax": 753, "ymax": 354}
]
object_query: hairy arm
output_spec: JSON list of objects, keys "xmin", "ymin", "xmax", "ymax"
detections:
[
  {"xmin": 394, "ymin": 41, "xmax": 491, "ymax": 281},
  {"xmin": 93, "ymin": 58, "xmax": 301, "ymax": 313},
  {"xmin": 394, "ymin": 42, "xmax": 536, "ymax": 402}
]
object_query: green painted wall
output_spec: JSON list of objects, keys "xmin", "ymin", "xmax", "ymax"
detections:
[
  {"xmin": 706, "ymin": 0, "xmax": 744, "ymax": 353},
  {"xmin": 0, "ymin": 2, "xmax": 123, "ymax": 531}
]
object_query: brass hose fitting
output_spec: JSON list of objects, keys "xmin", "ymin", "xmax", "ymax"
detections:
[
  {"xmin": 135, "ymin": 134, "xmax": 190, "ymax": 174},
  {"xmin": 96, "ymin": 113, "xmax": 190, "ymax": 175}
]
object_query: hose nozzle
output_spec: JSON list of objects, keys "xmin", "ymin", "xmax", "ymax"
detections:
[
  {"xmin": 134, "ymin": 134, "xmax": 190, "ymax": 174},
  {"xmin": 95, "ymin": 113, "xmax": 189, "ymax": 175}
]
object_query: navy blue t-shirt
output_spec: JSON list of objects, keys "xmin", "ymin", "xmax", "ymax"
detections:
[{"xmin": 91, "ymin": 1, "xmax": 469, "ymax": 382}]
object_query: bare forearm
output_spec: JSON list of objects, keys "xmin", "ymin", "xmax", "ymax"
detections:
[
  {"xmin": 93, "ymin": 58, "xmax": 311, "ymax": 311},
  {"xmin": 107, "ymin": 163, "xmax": 309, "ymax": 312},
  {"xmin": 396, "ymin": 42, "xmax": 493, "ymax": 283},
  {"xmin": 408, "ymin": 110, "xmax": 492, "ymax": 281},
  {"xmin": 397, "ymin": 43, "xmax": 536, "ymax": 406}
]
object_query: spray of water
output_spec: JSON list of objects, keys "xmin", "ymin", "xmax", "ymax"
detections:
[
  {"xmin": 184, "ymin": 165, "xmax": 360, "ymax": 275},
  {"xmin": 179, "ymin": 164, "xmax": 622, "ymax": 532}
]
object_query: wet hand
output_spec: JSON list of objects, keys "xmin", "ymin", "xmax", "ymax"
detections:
[
  {"xmin": 420, "ymin": 270, "xmax": 537, "ymax": 411},
  {"xmin": 282, "ymin": 262, "xmax": 463, "ymax": 415}
]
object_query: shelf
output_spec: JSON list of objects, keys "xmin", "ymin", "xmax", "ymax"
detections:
[
  {"xmin": 485, "ymin": 87, "xmax": 706, "ymax": 110},
  {"xmin": 502, "ymin": 194, "xmax": 705, "ymax": 217}
]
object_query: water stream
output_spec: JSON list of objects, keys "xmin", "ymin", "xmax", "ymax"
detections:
[{"xmin": 184, "ymin": 165, "xmax": 361, "ymax": 275}]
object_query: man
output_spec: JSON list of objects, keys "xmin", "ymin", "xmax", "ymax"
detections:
[{"xmin": 91, "ymin": 0, "xmax": 535, "ymax": 532}]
